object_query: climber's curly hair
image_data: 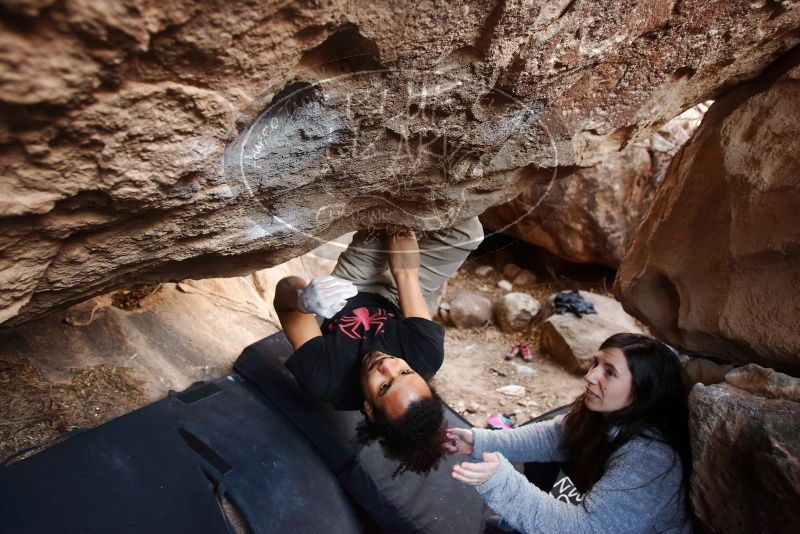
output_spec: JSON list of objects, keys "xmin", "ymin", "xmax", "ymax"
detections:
[{"xmin": 356, "ymin": 386, "xmax": 447, "ymax": 477}]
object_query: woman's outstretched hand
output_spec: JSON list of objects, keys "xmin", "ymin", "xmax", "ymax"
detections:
[
  {"xmin": 446, "ymin": 427, "xmax": 475, "ymax": 455},
  {"xmin": 451, "ymin": 452, "xmax": 500, "ymax": 485}
]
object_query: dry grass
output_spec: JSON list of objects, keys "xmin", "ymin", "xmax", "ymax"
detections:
[
  {"xmin": 110, "ymin": 283, "xmax": 161, "ymax": 310},
  {"xmin": 0, "ymin": 356, "xmax": 147, "ymax": 463}
]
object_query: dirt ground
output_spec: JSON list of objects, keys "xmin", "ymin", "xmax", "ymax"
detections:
[{"xmin": 433, "ymin": 255, "xmax": 612, "ymax": 427}]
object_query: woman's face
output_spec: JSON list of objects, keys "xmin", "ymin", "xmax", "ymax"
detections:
[{"xmin": 583, "ymin": 347, "xmax": 634, "ymax": 414}]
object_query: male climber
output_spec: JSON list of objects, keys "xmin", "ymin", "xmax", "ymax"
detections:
[{"xmin": 273, "ymin": 218, "xmax": 483, "ymax": 475}]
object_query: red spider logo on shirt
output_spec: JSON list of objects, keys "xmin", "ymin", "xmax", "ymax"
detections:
[{"xmin": 328, "ymin": 306, "xmax": 394, "ymax": 340}]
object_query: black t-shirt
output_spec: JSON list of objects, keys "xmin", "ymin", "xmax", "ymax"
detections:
[{"xmin": 285, "ymin": 292, "xmax": 445, "ymax": 411}]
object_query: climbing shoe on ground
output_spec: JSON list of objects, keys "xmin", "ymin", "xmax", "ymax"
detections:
[
  {"xmin": 518, "ymin": 343, "xmax": 532, "ymax": 362},
  {"xmin": 504, "ymin": 343, "xmax": 520, "ymax": 361}
]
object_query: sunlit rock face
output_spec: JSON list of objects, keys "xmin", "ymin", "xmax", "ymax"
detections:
[
  {"xmin": 2, "ymin": 0, "xmax": 799, "ymax": 326},
  {"xmin": 615, "ymin": 51, "xmax": 800, "ymax": 376},
  {"xmin": 480, "ymin": 105, "xmax": 706, "ymax": 266},
  {"xmin": 0, "ymin": 245, "xmax": 338, "ymax": 402}
]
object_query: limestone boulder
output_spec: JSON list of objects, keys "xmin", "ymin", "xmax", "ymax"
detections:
[
  {"xmin": 683, "ymin": 357, "xmax": 734, "ymax": 387},
  {"xmin": 689, "ymin": 366, "xmax": 800, "ymax": 533},
  {"xmin": 0, "ymin": 239, "xmax": 339, "ymax": 459},
  {"xmin": 540, "ymin": 291, "xmax": 643, "ymax": 373},
  {"xmin": 449, "ymin": 292, "xmax": 493, "ymax": 329},
  {"xmin": 3, "ymin": 1, "xmax": 800, "ymax": 327},
  {"xmin": 481, "ymin": 106, "xmax": 706, "ymax": 266},
  {"xmin": 494, "ymin": 292, "xmax": 541, "ymax": 333},
  {"xmin": 725, "ymin": 364, "xmax": 800, "ymax": 402},
  {"xmin": 0, "ymin": 242, "xmax": 338, "ymax": 402},
  {"xmin": 615, "ymin": 51, "xmax": 800, "ymax": 375}
]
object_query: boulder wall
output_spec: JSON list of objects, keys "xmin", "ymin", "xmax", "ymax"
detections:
[
  {"xmin": 2, "ymin": 1, "xmax": 800, "ymax": 326},
  {"xmin": 615, "ymin": 48, "xmax": 800, "ymax": 375},
  {"xmin": 480, "ymin": 106, "xmax": 706, "ymax": 266}
]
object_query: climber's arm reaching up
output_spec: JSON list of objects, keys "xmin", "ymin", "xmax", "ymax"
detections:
[
  {"xmin": 275, "ymin": 230, "xmax": 425, "ymax": 347},
  {"xmin": 388, "ymin": 231, "xmax": 431, "ymax": 320}
]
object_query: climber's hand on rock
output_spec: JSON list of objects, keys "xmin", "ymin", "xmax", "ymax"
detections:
[
  {"xmin": 388, "ymin": 231, "xmax": 420, "ymax": 274},
  {"xmin": 297, "ymin": 275, "xmax": 358, "ymax": 318}
]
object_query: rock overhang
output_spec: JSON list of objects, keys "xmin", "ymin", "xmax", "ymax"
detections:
[{"xmin": 2, "ymin": 0, "xmax": 800, "ymax": 327}]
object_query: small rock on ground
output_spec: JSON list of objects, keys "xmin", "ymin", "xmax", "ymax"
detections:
[
  {"xmin": 502, "ymin": 263, "xmax": 523, "ymax": 280},
  {"xmin": 512, "ymin": 269, "xmax": 537, "ymax": 287},
  {"xmin": 511, "ymin": 363, "xmax": 537, "ymax": 376},
  {"xmin": 449, "ymin": 292, "xmax": 493, "ymax": 328},
  {"xmin": 474, "ymin": 265, "xmax": 494, "ymax": 277},
  {"xmin": 496, "ymin": 384, "xmax": 526, "ymax": 397},
  {"xmin": 495, "ymin": 292, "xmax": 542, "ymax": 332}
]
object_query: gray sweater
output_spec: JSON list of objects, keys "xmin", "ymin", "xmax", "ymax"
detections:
[{"xmin": 470, "ymin": 416, "xmax": 692, "ymax": 534}]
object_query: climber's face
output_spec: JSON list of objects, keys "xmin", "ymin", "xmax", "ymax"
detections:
[{"xmin": 360, "ymin": 351, "xmax": 431, "ymax": 420}]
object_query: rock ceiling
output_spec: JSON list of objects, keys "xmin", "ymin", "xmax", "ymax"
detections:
[{"xmin": 2, "ymin": 0, "xmax": 799, "ymax": 326}]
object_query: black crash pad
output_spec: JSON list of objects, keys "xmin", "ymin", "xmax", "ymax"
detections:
[
  {"xmin": 0, "ymin": 375, "xmax": 361, "ymax": 534},
  {"xmin": 235, "ymin": 332, "xmax": 487, "ymax": 534},
  {"xmin": 0, "ymin": 330, "xmax": 567, "ymax": 534}
]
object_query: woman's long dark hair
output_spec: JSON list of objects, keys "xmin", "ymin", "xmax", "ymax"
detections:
[{"xmin": 562, "ymin": 333, "xmax": 692, "ymax": 500}]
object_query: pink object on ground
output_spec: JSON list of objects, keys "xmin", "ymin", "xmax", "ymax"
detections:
[{"xmin": 486, "ymin": 413, "xmax": 513, "ymax": 430}]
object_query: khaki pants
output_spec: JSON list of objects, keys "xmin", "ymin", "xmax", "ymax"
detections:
[{"xmin": 332, "ymin": 217, "xmax": 484, "ymax": 307}]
